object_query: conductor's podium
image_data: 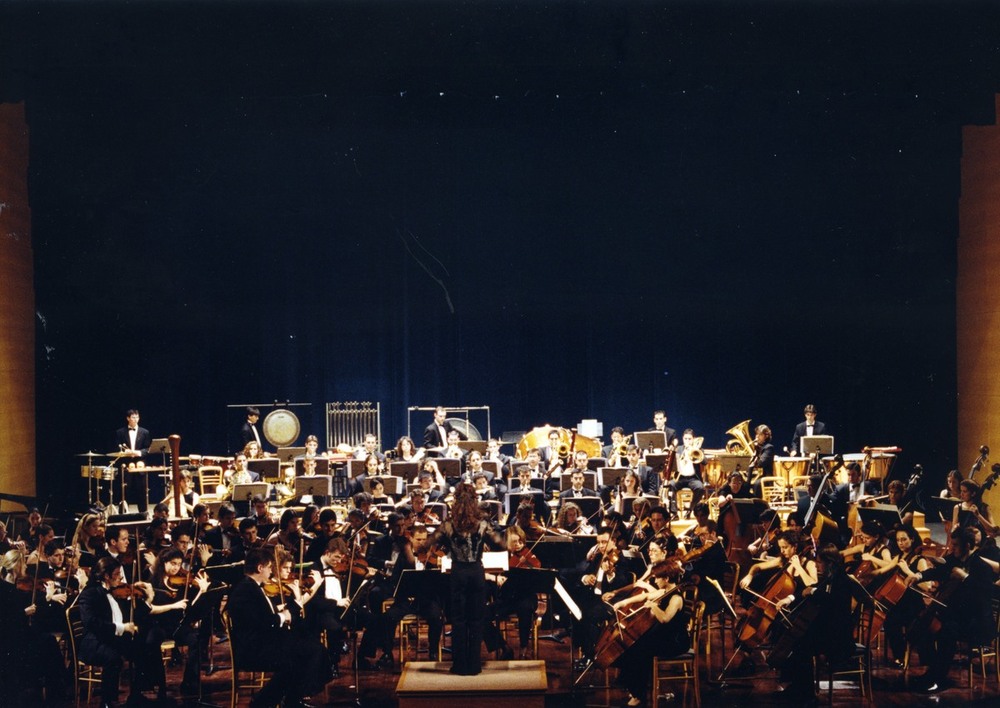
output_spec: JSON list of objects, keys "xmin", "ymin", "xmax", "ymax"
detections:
[{"xmin": 396, "ymin": 660, "xmax": 548, "ymax": 708}]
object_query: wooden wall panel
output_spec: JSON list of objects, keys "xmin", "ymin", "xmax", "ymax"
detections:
[
  {"xmin": 958, "ymin": 95, "xmax": 1000, "ymax": 510},
  {"xmin": 0, "ymin": 102, "xmax": 35, "ymax": 510}
]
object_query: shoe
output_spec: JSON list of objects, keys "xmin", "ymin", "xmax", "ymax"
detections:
[
  {"xmin": 923, "ymin": 683, "xmax": 942, "ymax": 693},
  {"xmin": 890, "ymin": 658, "xmax": 904, "ymax": 669},
  {"xmin": 626, "ymin": 694, "xmax": 642, "ymax": 707}
]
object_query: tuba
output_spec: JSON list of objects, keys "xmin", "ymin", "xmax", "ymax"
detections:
[{"xmin": 725, "ymin": 420, "xmax": 755, "ymax": 456}]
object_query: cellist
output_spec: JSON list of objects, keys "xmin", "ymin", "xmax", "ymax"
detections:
[{"xmin": 904, "ymin": 526, "xmax": 999, "ymax": 693}]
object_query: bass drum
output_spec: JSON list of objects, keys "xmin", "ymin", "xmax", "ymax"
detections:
[
  {"xmin": 263, "ymin": 408, "xmax": 301, "ymax": 447},
  {"xmin": 446, "ymin": 417, "xmax": 483, "ymax": 442}
]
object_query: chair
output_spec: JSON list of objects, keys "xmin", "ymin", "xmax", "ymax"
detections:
[
  {"xmin": 498, "ymin": 602, "xmax": 544, "ymax": 658},
  {"xmin": 384, "ymin": 598, "xmax": 442, "ymax": 661},
  {"xmin": 219, "ymin": 609, "xmax": 269, "ymax": 708},
  {"xmin": 66, "ymin": 601, "xmax": 104, "ymax": 706},
  {"xmin": 198, "ymin": 466, "xmax": 225, "ymax": 500},
  {"xmin": 652, "ymin": 600, "xmax": 706, "ymax": 708},
  {"xmin": 758, "ymin": 476, "xmax": 791, "ymax": 508},
  {"xmin": 961, "ymin": 595, "xmax": 1000, "ymax": 687},
  {"xmin": 815, "ymin": 602, "xmax": 875, "ymax": 702},
  {"xmin": 675, "ymin": 489, "xmax": 694, "ymax": 517}
]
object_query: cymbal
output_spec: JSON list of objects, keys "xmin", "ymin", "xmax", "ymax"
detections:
[
  {"xmin": 106, "ymin": 450, "xmax": 141, "ymax": 458},
  {"xmin": 76, "ymin": 451, "xmax": 105, "ymax": 458}
]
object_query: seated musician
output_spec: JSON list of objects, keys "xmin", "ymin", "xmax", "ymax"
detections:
[
  {"xmin": 72, "ymin": 513, "xmax": 107, "ymax": 567},
  {"xmin": 369, "ymin": 476, "xmax": 393, "ymax": 505},
  {"xmin": 615, "ymin": 469, "xmax": 644, "ymax": 514},
  {"xmin": 141, "ymin": 517, "xmax": 172, "ymax": 561},
  {"xmin": 173, "ymin": 525, "xmax": 213, "ymax": 573},
  {"xmin": 556, "ymin": 501, "xmax": 595, "ymax": 535},
  {"xmin": 305, "ymin": 536, "xmax": 372, "ymax": 676},
  {"xmin": 609, "ymin": 571, "xmax": 690, "ymax": 707},
  {"xmin": 405, "ymin": 490, "xmax": 442, "ymax": 527},
  {"xmin": 840, "ymin": 520, "xmax": 892, "ymax": 570},
  {"xmin": 30, "ymin": 540, "xmax": 80, "ymax": 633},
  {"xmin": 0, "ymin": 549, "xmax": 70, "ymax": 704},
  {"xmin": 510, "ymin": 465, "xmax": 551, "ymax": 522},
  {"xmin": 512, "ymin": 500, "xmax": 547, "ymax": 542},
  {"xmin": 226, "ymin": 547, "xmax": 330, "ymax": 706},
  {"xmin": 841, "ymin": 462, "xmax": 881, "ymax": 504},
  {"xmin": 952, "ymin": 478, "xmax": 997, "ymax": 536},
  {"xmin": 143, "ymin": 547, "xmax": 210, "ymax": 696},
  {"xmin": 417, "ymin": 464, "xmax": 446, "ymax": 502},
  {"xmin": 634, "ymin": 505, "xmax": 680, "ymax": 557},
  {"xmin": 473, "ymin": 472, "xmax": 499, "ymax": 501},
  {"xmin": 266, "ymin": 508, "xmax": 302, "ymax": 554},
  {"xmin": 882, "ymin": 524, "xmax": 934, "ymax": 667},
  {"xmin": 739, "ymin": 530, "xmax": 817, "ymax": 605},
  {"xmin": 77, "ymin": 556, "xmax": 158, "ymax": 706},
  {"xmin": 249, "ymin": 494, "xmax": 277, "ymax": 526},
  {"xmin": 564, "ymin": 466, "xmax": 599, "ymax": 500},
  {"xmin": 225, "ymin": 452, "xmax": 261, "ymax": 494},
  {"xmin": 716, "ymin": 470, "xmax": 753, "ymax": 511},
  {"xmin": 941, "ymin": 468, "xmax": 963, "ymax": 500},
  {"xmin": 161, "ymin": 470, "xmax": 199, "ymax": 517},
  {"xmin": 769, "ymin": 545, "xmax": 869, "ymax": 702},
  {"xmin": 573, "ymin": 545, "xmax": 634, "ymax": 669},
  {"xmin": 16, "ymin": 508, "xmax": 44, "ymax": 552},
  {"xmin": 905, "ymin": 526, "xmax": 1000, "ymax": 693},
  {"xmin": 601, "ymin": 426, "xmax": 627, "ymax": 467},
  {"xmin": 483, "ymin": 526, "xmax": 541, "ymax": 659},
  {"xmin": 24, "ymin": 523, "xmax": 55, "ymax": 566},
  {"xmin": 668, "ymin": 428, "xmax": 706, "ymax": 515},
  {"xmin": 353, "ymin": 433, "xmax": 385, "ymax": 462},
  {"xmin": 204, "ymin": 502, "xmax": 245, "ymax": 562},
  {"xmin": 97, "ymin": 526, "xmax": 135, "ymax": 579},
  {"xmin": 747, "ymin": 508, "xmax": 781, "ymax": 559},
  {"xmin": 304, "ymin": 509, "xmax": 340, "ymax": 563}
]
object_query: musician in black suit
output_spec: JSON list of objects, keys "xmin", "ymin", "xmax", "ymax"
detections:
[
  {"xmin": 203, "ymin": 503, "xmax": 245, "ymax": 563},
  {"xmin": 114, "ymin": 409, "xmax": 151, "ymax": 455},
  {"xmin": 422, "ymin": 406, "xmax": 466, "ymax": 449},
  {"xmin": 226, "ymin": 548, "xmax": 330, "ymax": 707},
  {"xmin": 624, "ymin": 445, "xmax": 654, "ymax": 494},
  {"xmin": 648, "ymin": 410, "xmax": 678, "ymax": 448},
  {"xmin": 563, "ymin": 467, "xmax": 599, "ymax": 499},
  {"xmin": 790, "ymin": 404, "xmax": 828, "ymax": 456},
  {"xmin": 238, "ymin": 406, "xmax": 263, "ymax": 449},
  {"xmin": 77, "ymin": 556, "xmax": 155, "ymax": 705}
]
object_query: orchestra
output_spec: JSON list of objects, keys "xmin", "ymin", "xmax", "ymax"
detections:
[{"xmin": 4, "ymin": 408, "xmax": 1000, "ymax": 706}]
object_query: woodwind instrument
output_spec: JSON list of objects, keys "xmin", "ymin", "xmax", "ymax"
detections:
[{"xmin": 169, "ymin": 434, "xmax": 182, "ymax": 519}]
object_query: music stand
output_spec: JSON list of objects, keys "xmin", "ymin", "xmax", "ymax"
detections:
[
  {"xmin": 480, "ymin": 460, "xmax": 502, "ymax": 479},
  {"xmin": 294, "ymin": 475, "xmax": 332, "ymax": 505},
  {"xmin": 500, "ymin": 567, "xmax": 556, "ymax": 597},
  {"xmin": 505, "ymin": 488, "xmax": 546, "ymax": 520},
  {"xmin": 530, "ymin": 535, "xmax": 576, "ymax": 569},
  {"xmin": 599, "ymin": 467, "xmax": 628, "ymax": 489},
  {"xmin": 925, "ymin": 496, "xmax": 960, "ymax": 523},
  {"xmin": 645, "ymin": 453, "xmax": 671, "ymax": 473},
  {"xmin": 857, "ymin": 504, "xmax": 902, "ymax": 533},
  {"xmin": 248, "ymin": 458, "xmax": 281, "ymax": 480},
  {"xmin": 232, "ymin": 481, "xmax": 268, "ymax": 516},
  {"xmin": 294, "ymin": 457, "xmax": 330, "ymax": 476},
  {"xmin": 457, "ymin": 440, "xmax": 488, "ymax": 455},
  {"xmin": 731, "ymin": 498, "xmax": 770, "ymax": 524},
  {"xmin": 586, "ymin": 457, "xmax": 607, "ymax": 472},
  {"xmin": 395, "ymin": 568, "xmax": 450, "ymax": 603},
  {"xmin": 388, "ymin": 461, "xmax": 420, "ymax": 483},
  {"xmin": 435, "ymin": 458, "xmax": 462, "ymax": 484},
  {"xmin": 347, "ymin": 460, "xmax": 368, "ymax": 479},
  {"xmin": 634, "ymin": 431, "xmax": 667, "ymax": 451},
  {"xmin": 801, "ymin": 435, "xmax": 834, "ymax": 456},
  {"xmin": 718, "ymin": 454, "xmax": 752, "ymax": 477},
  {"xmin": 276, "ymin": 446, "xmax": 306, "ymax": 463}
]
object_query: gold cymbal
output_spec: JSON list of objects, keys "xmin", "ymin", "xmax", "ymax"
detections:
[{"xmin": 75, "ymin": 451, "xmax": 105, "ymax": 458}]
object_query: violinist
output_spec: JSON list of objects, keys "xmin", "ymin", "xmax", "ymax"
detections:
[
  {"xmin": 0, "ymin": 549, "xmax": 71, "ymax": 704},
  {"xmin": 578, "ymin": 545, "xmax": 639, "ymax": 669},
  {"xmin": 300, "ymin": 503, "xmax": 321, "ymax": 540},
  {"xmin": 304, "ymin": 509, "xmax": 339, "ymax": 563},
  {"xmin": 0, "ymin": 520, "xmax": 25, "ymax": 555},
  {"xmin": 746, "ymin": 508, "xmax": 781, "ymax": 559},
  {"xmin": 142, "ymin": 516, "xmax": 172, "ymax": 559},
  {"xmin": 512, "ymin": 500, "xmax": 546, "ymax": 542},
  {"xmin": 266, "ymin": 508, "xmax": 301, "ymax": 554},
  {"xmin": 555, "ymin": 501, "xmax": 595, "ymax": 535},
  {"xmin": 344, "ymin": 508, "xmax": 374, "ymax": 558},
  {"xmin": 680, "ymin": 502, "xmax": 728, "ymax": 614},
  {"xmin": 204, "ymin": 502, "xmax": 245, "ymax": 562},
  {"xmin": 226, "ymin": 548, "xmax": 330, "ymax": 707},
  {"xmin": 635, "ymin": 506, "xmax": 680, "ymax": 557},
  {"xmin": 16, "ymin": 507, "xmax": 43, "ymax": 551},
  {"xmin": 97, "ymin": 526, "xmax": 135, "ymax": 580},
  {"xmin": 366, "ymin": 511, "xmax": 413, "ymax": 622},
  {"xmin": 175, "ymin": 526, "xmax": 213, "ymax": 574},
  {"xmin": 407, "ymin": 490, "xmax": 441, "ymax": 527},
  {"xmin": 30, "ymin": 541, "xmax": 81, "ymax": 632},
  {"xmin": 72, "ymin": 512, "xmax": 107, "ymax": 567},
  {"xmin": 77, "ymin": 555, "xmax": 157, "ymax": 707},
  {"xmin": 905, "ymin": 526, "xmax": 998, "ymax": 693},
  {"xmin": 484, "ymin": 526, "xmax": 541, "ymax": 659},
  {"xmin": 365, "ymin": 524, "xmax": 444, "ymax": 669},
  {"xmin": 249, "ymin": 494, "xmax": 277, "ymax": 526},
  {"xmin": 144, "ymin": 547, "xmax": 210, "ymax": 696},
  {"xmin": 306, "ymin": 537, "xmax": 367, "ymax": 676},
  {"xmin": 952, "ymin": 478, "xmax": 997, "ymax": 537}
]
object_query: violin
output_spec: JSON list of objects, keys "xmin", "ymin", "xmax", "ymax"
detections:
[
  {"xmin": 508, "ymin": 546, "xmax": 540, "ymax": 569},
  {"xmin": 332, "ymin": 556, "xmax": 371, "ymax": 578},
  {"xmin": 111, "ymin": 583, "xmax": 147, "ymax": 601},
  {"xmin": 262, "ymin": 580, "xmax": 296, "ymax": 599}
]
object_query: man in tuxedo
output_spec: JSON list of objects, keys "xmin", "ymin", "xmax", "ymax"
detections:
[
  {"xmin": 601, "ymin": 426, "xmax": 626, "ymax": 462},
  {"xmin": 238, "ymin": 406, "xmax": 263, "ymax": 449},
  {"xmin": 226, "ymin": 548, "xmax": 330, "ymax": 707},
  {"xmin": 422, "ymin": 406, "xmax": 466, "ymax": 450},
  {"xmin": 624, "ymin": 445, "xmax": 654, "ymax": 493},
  {"xmin": 353, "ymin": 433, "xmax": 386, "ymax": 462},
  {"xmin": 648, "ymin": 410, "xmax": 678, "ymax": 449},
  {"xmin": 791, "ymin": 404, "xmax": 828, "ymax": 456},
  {"xmin": 563, "ymin": 468, "xmax": 598, "ymax": 499},
  {"xmin": 114, "ymin": 408, "xmax": 153, "ymax": 511}
]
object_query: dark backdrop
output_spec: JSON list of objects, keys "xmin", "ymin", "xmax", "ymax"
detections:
[{"xmin": 3, "ymin": 1, "xmax": 999, "ymax": 509}]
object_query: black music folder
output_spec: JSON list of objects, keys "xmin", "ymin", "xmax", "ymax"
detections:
[{"xmin": 395, "ymin": 568, "xmax": 449, "ymax": 602}]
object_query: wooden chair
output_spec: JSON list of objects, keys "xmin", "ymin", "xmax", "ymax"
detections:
[
  {"xmin": 758, "ymin": 476, "xmax": 791, "ymax": 508},
  {"xmin": 220, "ymin": 609, "xmax": 269, "ymax": 708},
  {"xmin": 197, "ymin": 466, "xmax": 225, "ymax": 500},
  {"xmin": 652, "ymin": 600, "xmax": 706, "ymax": 707},
  {"xmin": 384, "ymin": 598, "xmax": 442, "ymax": 661},
  {"xmin": 66, "ymin": 601, "xmax": 104, "ymax": 707},
  {"xmin": 703, "ymin": 561, "xmax": 740, "ymax": 665},
  {"xmin": 675, "ymin": 489, "xmax": 694, "ymax": 517}
]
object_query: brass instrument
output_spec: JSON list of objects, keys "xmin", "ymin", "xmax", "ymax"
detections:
[
  {"xmin": 683, "ymin": 436, "xmax": 705, "ymax": 465},
  {"xmin": 556, "ymin": 442, "xmax": 571, "ymax": 459},
  {"xmin": 725, "ymin": 420, "xmax": 755, "ymax": 455}
]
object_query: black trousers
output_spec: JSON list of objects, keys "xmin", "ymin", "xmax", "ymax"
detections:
[{"xmin": 449, "ymin": 561, "xmax": 486, "ymax": 675}]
